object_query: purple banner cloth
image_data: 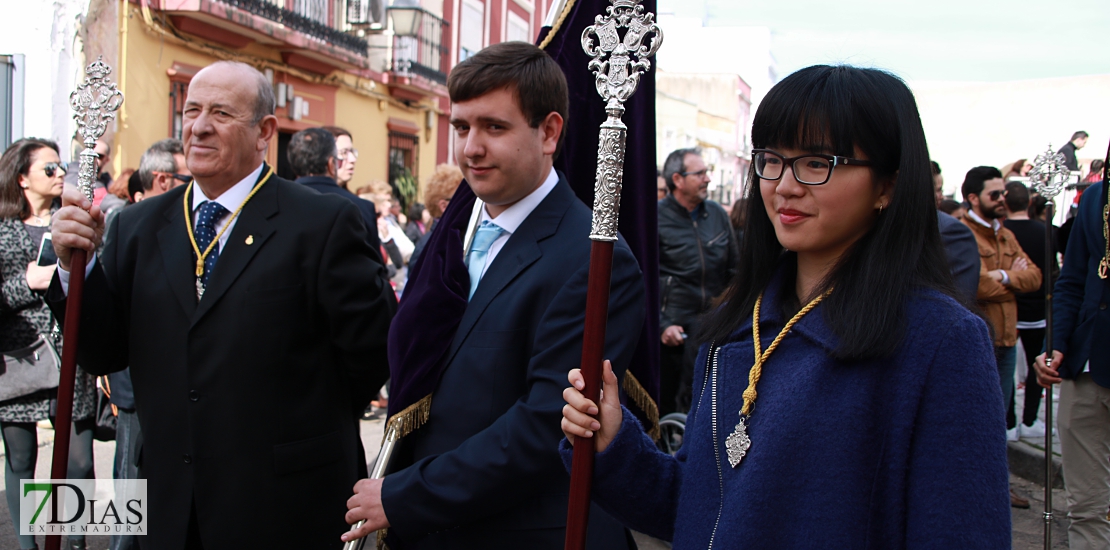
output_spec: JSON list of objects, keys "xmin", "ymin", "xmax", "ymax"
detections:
[
  {"xmin": 538, "ymin": 0, "xmax": 661, "ymax": 425},
  {"xmin": 386, "ymin": 183, "xmax": 476, "ymax": 418}
]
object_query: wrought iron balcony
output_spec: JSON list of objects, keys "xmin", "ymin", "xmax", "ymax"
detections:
[
  {"xmin": 390, "ymin": 7, "xmax": 448, "ymax": 85},
  {"xmin": 223, "ymin": 0, "xmax": 368, "ymax": 54}
]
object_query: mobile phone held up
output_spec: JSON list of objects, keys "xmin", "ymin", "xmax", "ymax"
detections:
[{"xmin": 37, "ymin": 232, "xmax": 58, "ymax": 267}]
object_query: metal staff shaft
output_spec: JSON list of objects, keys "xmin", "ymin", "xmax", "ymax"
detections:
[
  {"xmin": 47, "ymin": 57, "xmax": 122, "ymax": 550},
  {"xmin": 343, "ymin": 424, "xmax": 399, "ymax": 550},
  {"xmin": 1026, "ymin": 144, "xmax": 1068, "ymax": 550},
  {"xmin": 1042, "ymin": 199, "xmax": 1055, "ymax": 549},
  {"xmin": 565, "ymin": 2, "xmax": 661, "ymax": 548}
]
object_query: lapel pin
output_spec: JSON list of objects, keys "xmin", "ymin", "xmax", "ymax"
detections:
[{"xmin": 245, "ymin": 235, "xmax": 254, "ymax": 246}]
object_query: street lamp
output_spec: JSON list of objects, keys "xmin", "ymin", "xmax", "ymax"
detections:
[{"xmin": 387, "ymin": 6, "xmax": 426, "ymax": 37}]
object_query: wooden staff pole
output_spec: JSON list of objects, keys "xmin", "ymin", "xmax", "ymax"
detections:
[
  {"xmin": 564, "ymin": 3, "xmax": 661, "ymax": 548},
  {"xmin": 46, "ymin": 57, "xmax": 122, "ymax": 550}
]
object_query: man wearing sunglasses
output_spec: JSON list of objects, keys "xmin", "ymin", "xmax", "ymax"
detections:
[{"xmin": 961, "ymin": 165, "xmax": 1042, "ymax": 509}]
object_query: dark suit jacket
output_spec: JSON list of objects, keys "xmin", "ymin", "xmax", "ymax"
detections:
[
  {"xmin": 295, "ymin": 175, "xmax": 384, "ymax": 265},
  {"xmin": 1051, "ymin": 181, "xmax": 1110, "ymax": 386},
  {"xmin": 380, "ymin": 176, "xmax": 645, "ymax": 549},
  {"xmin": 47, "ymin": 173, "xmax": 396, "ymax": 549},
  {"xmin": 938, "ymin": 211, "xmax": 981, "ymax": 302}
]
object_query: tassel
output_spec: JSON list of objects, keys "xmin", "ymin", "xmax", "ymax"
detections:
[{"xmin": 622, "ymin": 371, "xmax": 660, "ymax": 440}]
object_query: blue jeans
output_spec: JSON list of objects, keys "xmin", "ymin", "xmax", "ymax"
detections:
[
  {"xmin": 109, "ymin": 409, "xmax": 142, "ymax": 550},
  {"xmin": 995, "ymin": 345, "xmax": 1017, "ymax": 415}
]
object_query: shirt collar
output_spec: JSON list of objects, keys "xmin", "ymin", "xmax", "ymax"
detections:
[
  {"xmin": 966, "ymin": 208, "xmax": 1000, "ymax": 232},
  {"xmin": 192, "ymin": 163, "xmax": 265, "ymax": 213},
  {"xmin": 479, "ymin": 167, "xmax": 559, "ymax": 233}
]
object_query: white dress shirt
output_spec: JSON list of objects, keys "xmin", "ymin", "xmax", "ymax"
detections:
[
  {"xmin": 59, "ymin": 164, "xmax": 267, "ymax": 293},
  {"xmin": 473, "ymin": 167, "xmax": 559, "ymax": 281},
  {"xmin": 966, "ymin": 208, "xmax": 1011, "ymax": 286},
  {"xmin": 190, "ymin": 163, "xmax": 265, "ymax": 253}
]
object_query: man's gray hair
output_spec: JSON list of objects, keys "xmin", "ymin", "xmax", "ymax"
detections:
[
  {"xmin": 206, "ymin": 61, "xmax": 275, "ymax": 124},
  {"xmin": 138, "ymin": 138, "xmax": 184, "ymax": 191},
  {"xmin": 662, "ymin": 147, "xmax": 701, "ymax": 192}
]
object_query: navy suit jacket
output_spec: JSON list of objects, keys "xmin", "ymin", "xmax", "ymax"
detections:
[
  {"xmin": 938, "ymin": 211, "xmax": 981, "ymax": 302},
  {"xmin": 380, "ymin": 176, "xmax": 645, "ymax": 549},
  {"xmin": 1051, "ymin": 181, "xmax": 1110, "ymax": 386}
]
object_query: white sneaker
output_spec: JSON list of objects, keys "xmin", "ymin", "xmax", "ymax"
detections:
[
  {"xmin": 1021, "ymin": 419, "xmax": 1053, "ymax": 438},
  {"xmin": 1007, "ymin": 426, "xmax": 1020, "ymax": 442}
]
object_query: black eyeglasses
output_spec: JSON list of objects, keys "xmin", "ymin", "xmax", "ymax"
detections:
[
  {"xmin": 753, "ymin": 149, "xmax": 873, "ymax": 185},
  {"xmin": 986, "ymin": 189, "xmax": 1007, "ymax": 201},
  {"xmin": 43, "ymin": 162, "xmax": 66, "ymax": 178},
  {"xmin": 156, "ymin": 172, "xmax": 193, "ymax": 185}
]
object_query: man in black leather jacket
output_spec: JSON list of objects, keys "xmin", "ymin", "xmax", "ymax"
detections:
[{"xmin": 658, "ymin": 148, "xmax": 737, "ymax": 414}]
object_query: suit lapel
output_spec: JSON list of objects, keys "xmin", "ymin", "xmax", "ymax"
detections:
[
  {"xmin": 443, "ymin": 178, "xmax": 574, "ymax": 365},
  {"xmin": 157, "ymin": 192, "xmax": 201, "ymax": 318},
  {"xmin": 190, "ymin": 175, "xmax": 278, "ymax": 327}
]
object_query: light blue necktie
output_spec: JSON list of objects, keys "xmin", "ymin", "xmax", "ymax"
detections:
[{"xmin": 466, "ymin": 220, "xmax": 505, "ymax": 299}]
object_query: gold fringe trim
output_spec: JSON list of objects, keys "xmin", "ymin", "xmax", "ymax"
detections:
[
  {"xmin": 622, "ymin": 371, "xmax": 660, "ymax": 440},
  {"xmin": 380, "ymin": 394, "xmax": 433, "ymax": 446},
  {"xmin": 538, "ymin": 0, "xmax": 579, "ymax": 51},
  {"xmin": 370, "ymin": 394, "xmax": 432, "ymax": 550}
]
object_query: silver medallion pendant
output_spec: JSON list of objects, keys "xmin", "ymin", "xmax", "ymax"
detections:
[
  {"xmin": 196, "ymin": 278, "xmax": 205, "ymax": 300},
  {"xmin": 725, "ymin": 415, "xmax": 751, "ymax": 468}
]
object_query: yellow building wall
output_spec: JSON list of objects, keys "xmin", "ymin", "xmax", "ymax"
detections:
[{"xmin": 116, "ymin": 1, "xmax": 439, "ymax": 194}]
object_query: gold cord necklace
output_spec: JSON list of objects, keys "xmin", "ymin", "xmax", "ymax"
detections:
[
  {"xmin": 183, "ymin": 166, "xmax": 274, "ymax": 298},
  {"xmin": 1099, "ymin": 201, "xmax": 1109, "ymax": 279},
  {"xmin": 725, "ymin": 287, "xmax": 833, "ymax": 468}
]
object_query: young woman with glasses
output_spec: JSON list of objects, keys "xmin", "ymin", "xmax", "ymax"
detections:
[
  {"xmin": 0, "ymin": 139, "xmax": 98, "ymax": 550},
  {"xmin": 561, "ymin": 66, "xmax": 1010, "ymax": 547}
]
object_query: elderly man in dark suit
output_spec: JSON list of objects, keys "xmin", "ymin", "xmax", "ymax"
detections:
[
  {"xmin": 344, "ymin": 42, "xmax": 644, "ymax": 549},
  {"xmin": 48, "ymin": 60, "xmax": 396, "ymax": 549}
]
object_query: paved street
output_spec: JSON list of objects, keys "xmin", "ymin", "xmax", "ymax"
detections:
[{"xmin": 0, "ymin": 416, "xmax": 1072, "ymax": 549}]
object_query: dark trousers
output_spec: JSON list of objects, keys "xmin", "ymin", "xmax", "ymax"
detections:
[
  {"xmin": 1, "ymin": 418, "xmax": 95, "ymax": 549},
  {"xmin": 659, "ymin": 322, "xmax": 700, "ymax": 416},
  {"xmin": 109, "ymin": 408, "xmax": 143, "ymax": 550},
  {"xmin": 1010, "ymin": 328, "xmax": 1046, "ymax": 428}
]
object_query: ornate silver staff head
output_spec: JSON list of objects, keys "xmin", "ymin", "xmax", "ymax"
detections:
[
  {"xmin": 69, "ymin": 56, "xmax": 124, "ymax": 203},
  {"xmin": 581, "ymin": 0, "xmax": 662, "ymax": 241},
  {"xmin": 1027, "ymin": 144, "xmax": 1070, "ymax": 200}
]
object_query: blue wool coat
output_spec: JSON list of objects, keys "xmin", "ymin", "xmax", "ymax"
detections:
[{"xmin": 562, "ymin": 276, "xmax": 1011, "ymax": 549}]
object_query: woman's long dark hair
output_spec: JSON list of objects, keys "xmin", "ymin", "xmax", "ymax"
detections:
[
  {"xmin": 700, "ymin": 65, "xmax": 958, "ymax": 360},
  {"xmin": 0, "ymin": 138, "xmax": 60, "ymax": 220}
]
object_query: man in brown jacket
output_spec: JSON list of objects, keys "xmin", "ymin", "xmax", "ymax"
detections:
[{"xmin": 961, "ymin": 165, "xmax": 1042, "ymax": 508}]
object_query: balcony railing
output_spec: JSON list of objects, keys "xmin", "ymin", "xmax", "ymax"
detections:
[
  {"xmin": 223, "ymin": 0, "xmax": 368, "ymax": 54},
  {"xmin": 392, "ymin": 10, "xmax": 447, "ymax": 85}
]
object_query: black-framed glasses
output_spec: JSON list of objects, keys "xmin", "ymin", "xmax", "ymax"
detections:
[
  {"xmin": 986, "ymin": 189, "xmax": 1007, "ymax": 201},
  {"xmin": 155, "ymin": 172, "xmax": 193, "ymax": 185},
  {"xmin": 43, "ymin": 162, "xmax": 66, "ymax": 178},
  {"xmin": 753, "ymin": 149, "xmax": 872, "ymax": 185},
  {"xmin": 680, "ymin": 168, "xmax": 709, "ymax": 178}
]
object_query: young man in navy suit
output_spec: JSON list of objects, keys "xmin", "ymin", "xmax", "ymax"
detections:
[{"xmin": 345, "ymin": 42, "xmax": 645, "ymax": 549}]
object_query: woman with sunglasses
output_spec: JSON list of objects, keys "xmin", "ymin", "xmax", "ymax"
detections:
[
  {"xmin": 561, "ymin": 66, "xmax": 1010, "ymax": 547},
  {"xmin": 0, "ymin": 138, "xmax": 98, "ymax": 550}
]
